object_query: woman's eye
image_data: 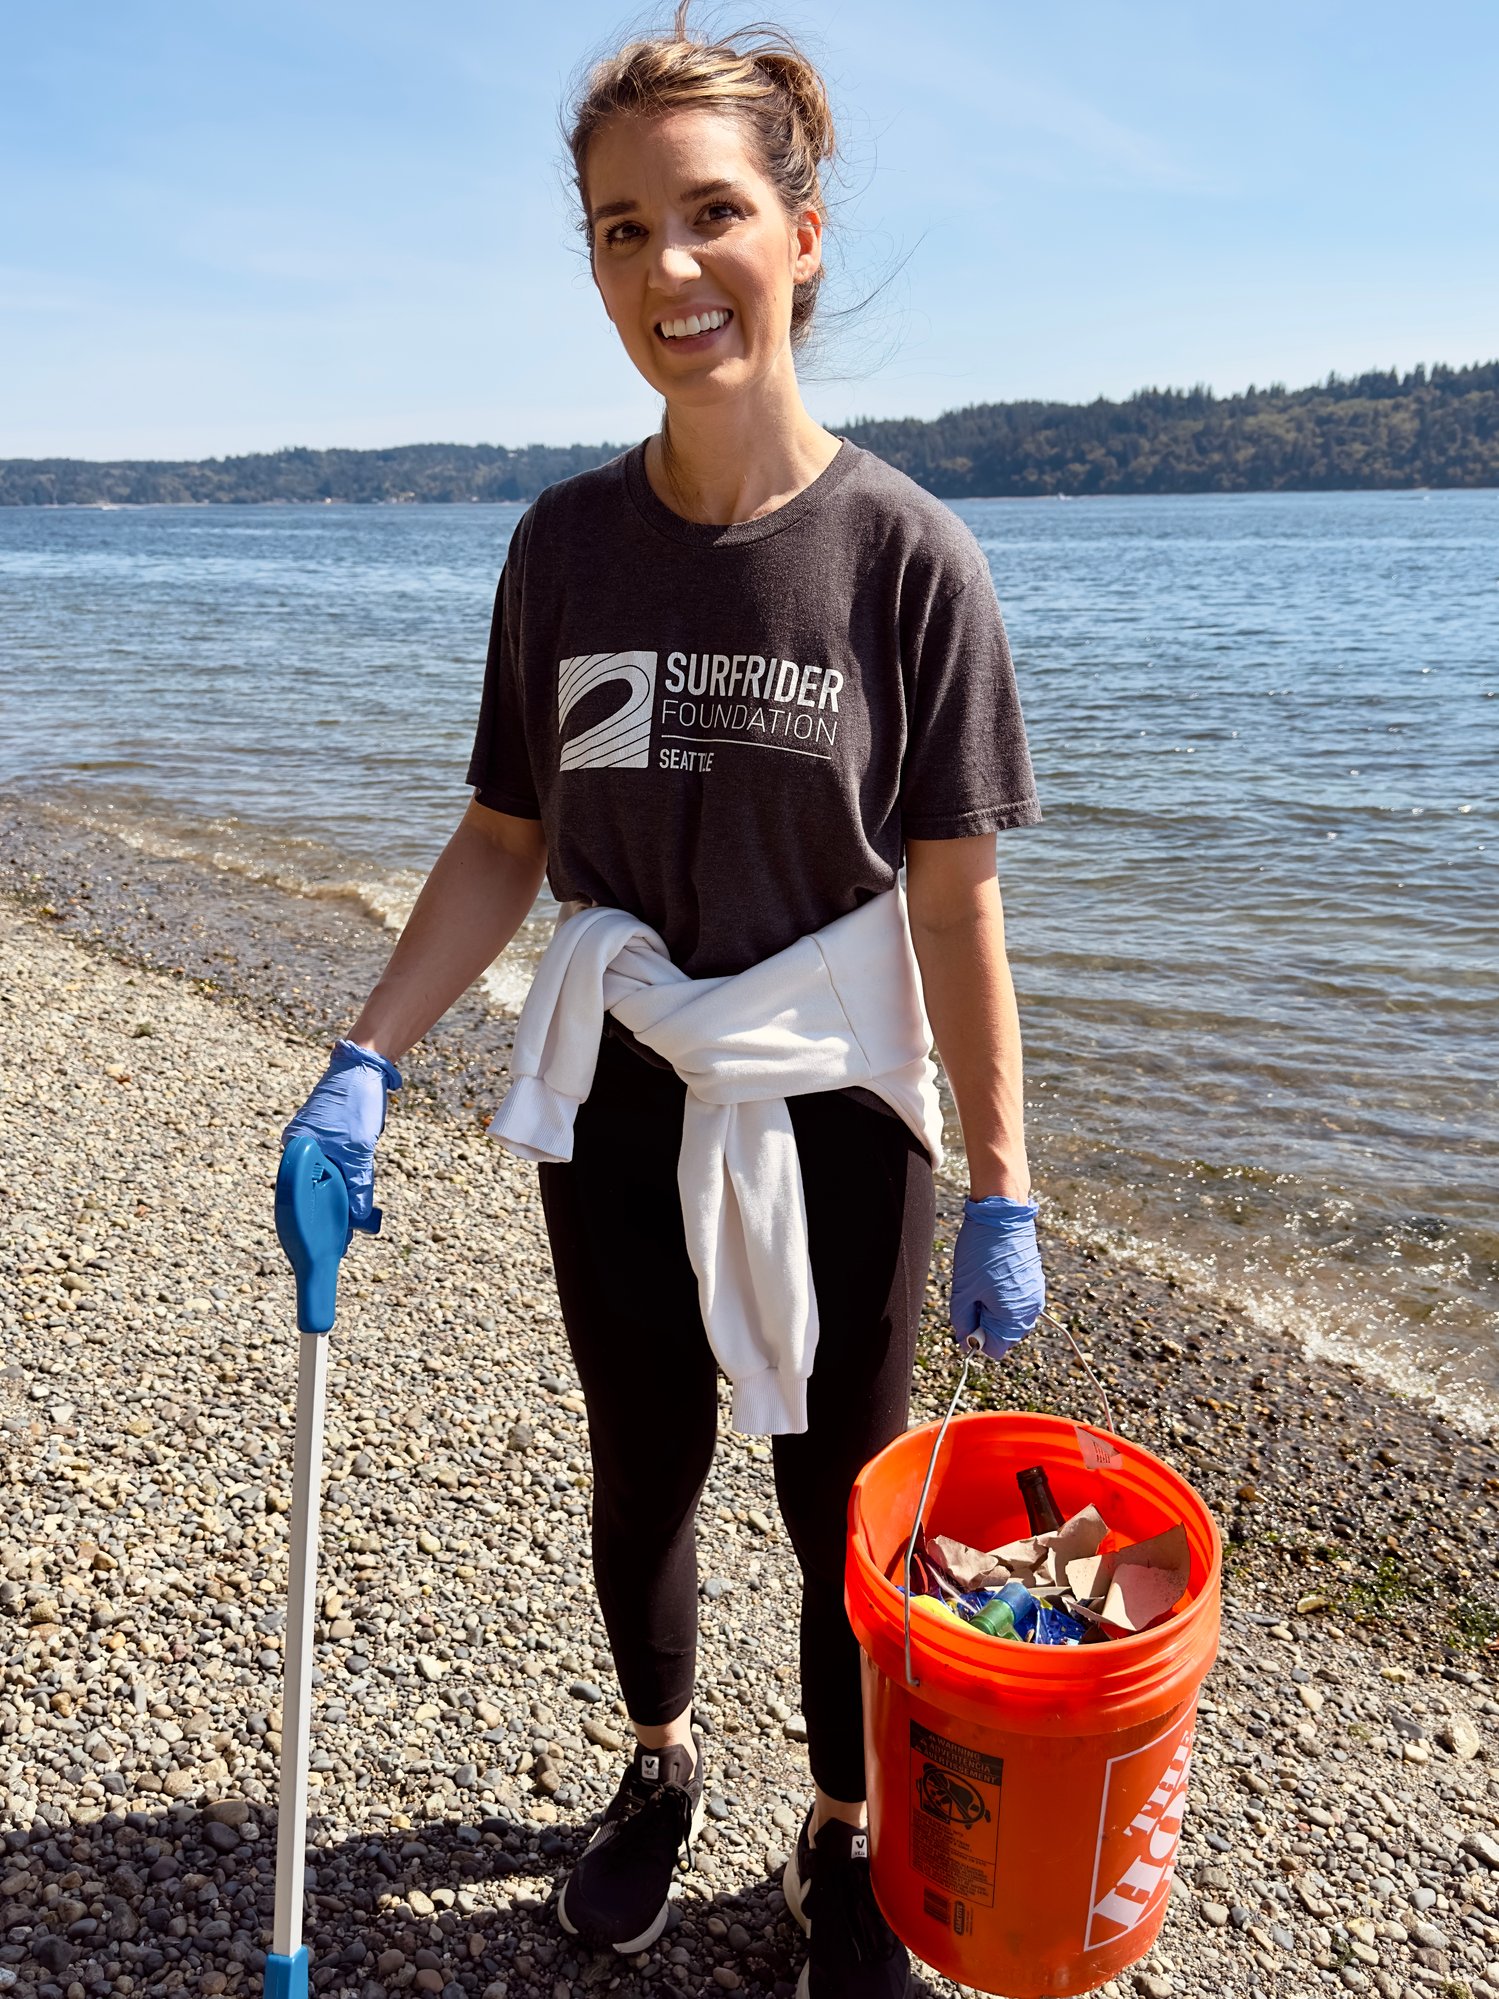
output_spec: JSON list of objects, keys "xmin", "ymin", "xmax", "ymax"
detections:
[
  {"xmin": 603, "ymin": 222, "xmax": 643, "ymax": 247},
  {"xmin": 703, "ymin": 203, "xmax": 741, "ymax": 223}
]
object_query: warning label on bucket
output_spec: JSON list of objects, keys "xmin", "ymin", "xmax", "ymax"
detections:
[
  {"xmin": 909, "ymin": 1721, "xmax": 1002, "ymax": 1908},
  {"xmin": 1083, "ymin": 1703, "xmax": 1197, "ymax": 1951}
]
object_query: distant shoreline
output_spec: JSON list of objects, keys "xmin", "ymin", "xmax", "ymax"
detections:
[
  {"xmin": 6, "ymin": 360, "xmax": 1497, "ymax": 504},
  {"xmin": 6, "ymin": 484, "xmax": 1495, "ymax": 511}
]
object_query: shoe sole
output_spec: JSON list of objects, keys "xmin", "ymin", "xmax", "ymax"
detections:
[
  {"xmin": 556, "ymin": 1788, "xmax": 708, "ymax": 1955},
  {"xmin": 783, "ymin": 1835, "xmax": 811, "ymax": 1937},
  {"xmin": 785, "ymin": 1836, "xmax": 814, "ymax": 1998}
]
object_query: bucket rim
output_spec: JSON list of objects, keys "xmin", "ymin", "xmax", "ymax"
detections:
[{"xmin": 850, "ymin": 1408, "xmax": 1223, "ymax": 1675}]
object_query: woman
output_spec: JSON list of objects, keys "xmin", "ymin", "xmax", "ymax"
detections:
[{"xmin": 284, "ymin": 11, "xmax": 1044, "ymax": 1996}]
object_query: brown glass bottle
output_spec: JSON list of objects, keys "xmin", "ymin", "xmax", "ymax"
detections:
[{"xmin": 1016, "ymin": 1464, "xmax": 1064, "ymax": 1536}]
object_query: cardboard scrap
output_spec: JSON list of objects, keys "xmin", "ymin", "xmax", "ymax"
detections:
[
  {"xmin": 1064, "ymin": 1552, "xmax": 1114, "ymax": 1603},
  {"xmin": 1044, "ymin": 1505, "xmax": 1110, "ymax": 1571},
  {"xmin": 1100, "ymin": 1523, "xmax": 1191, "ymax": 1634},
  {"xmin": 898, "ymin": 1495, "xmax": 1191, "ymax": 1646},
  {"xmin": 928, "ymin": 1534, "xmax": 1011, "ymax": 1592}
]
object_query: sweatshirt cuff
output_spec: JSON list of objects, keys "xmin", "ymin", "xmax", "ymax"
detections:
[
  {"xmin": 731, "ymin": 1369, "xmax": 809, "ymax": 1437},
  {"xmin": 486, "ymin": 1073, "xmax": 579, "ymax": 1164}
]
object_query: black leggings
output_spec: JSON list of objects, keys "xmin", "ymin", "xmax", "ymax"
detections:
[{"xmin": 538, "ymin": 1029, "xmax": 936, "ymax": 1801}]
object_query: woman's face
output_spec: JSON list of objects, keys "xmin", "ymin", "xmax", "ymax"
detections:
[{"xmin": 584, "ymin": 107, "xmax": 821, "ymax": 409}]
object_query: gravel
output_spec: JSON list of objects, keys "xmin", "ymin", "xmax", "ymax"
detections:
[{"xmin": 4, "ymin": 827, "xmax": 1499, "ymax": 1999}]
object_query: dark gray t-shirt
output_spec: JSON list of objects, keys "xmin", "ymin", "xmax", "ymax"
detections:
[{"xmin": 466, "ymin": 437, "xmax": 1040, "ymax": 978}]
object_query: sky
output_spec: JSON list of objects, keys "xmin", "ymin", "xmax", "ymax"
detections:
[{"xmin": 7, "ymin": 0, "xmax": 1498, "ymax": 460}]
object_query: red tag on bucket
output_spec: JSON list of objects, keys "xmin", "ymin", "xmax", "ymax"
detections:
[{"xmin": 1075, "ymin": 1426, "xmax": 1123, "ymax": 1472}]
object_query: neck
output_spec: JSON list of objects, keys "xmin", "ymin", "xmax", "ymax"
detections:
[{"xmin": 647, "ymin": 363, "xmax": 840, "ymax": 526}]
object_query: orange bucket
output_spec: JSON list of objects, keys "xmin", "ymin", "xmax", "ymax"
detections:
[{"xmin": 846, "ymin": 1410, "xmax": 1221, "ymax": 1998}]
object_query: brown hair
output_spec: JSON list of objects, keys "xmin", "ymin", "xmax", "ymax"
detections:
[{"xmin": 564, "ymin": 3, "xmax": 839, "ymax": 348}]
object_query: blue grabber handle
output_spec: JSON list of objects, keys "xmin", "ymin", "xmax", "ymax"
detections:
[{"xmin": 275, "ymin": 1135, "xmax": 353, "ymax": 1334}]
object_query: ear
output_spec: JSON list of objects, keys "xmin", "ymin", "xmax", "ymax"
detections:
[{"xmin": 790, "ymin": 204, "xmax": 823, "ymax": 285}]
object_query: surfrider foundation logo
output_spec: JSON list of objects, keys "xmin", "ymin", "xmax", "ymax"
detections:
[{"xmin": 558, "ymin": 651, "xmax": 658, "ymax": 771}]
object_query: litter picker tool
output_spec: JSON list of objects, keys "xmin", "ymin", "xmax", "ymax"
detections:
[{"xmin": 265, "ymin": 1134, "xmax": 354, "ymax": 1998}]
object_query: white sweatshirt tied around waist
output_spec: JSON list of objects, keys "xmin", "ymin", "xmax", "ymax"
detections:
[{"xmin": 487, "ymin": 887, "xmax": 944, "ymax": 1436}]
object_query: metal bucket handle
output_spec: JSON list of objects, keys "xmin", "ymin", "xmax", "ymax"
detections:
[{"xmin": 901, "ymin": 1310, "xmax": 1117, "ymax": 1690}]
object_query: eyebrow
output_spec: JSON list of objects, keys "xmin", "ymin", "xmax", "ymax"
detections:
[{"xmin": 588, "ymin": 178, "xmax": 743, "ymax": 228}]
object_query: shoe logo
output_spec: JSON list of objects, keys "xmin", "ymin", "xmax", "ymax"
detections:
[
  {"xmin": 558, "ymin": 651, "xmax": 658, "ymax": 771},
  {"xmin": 852, "ymin": 1833, "xmax": 868, "ymax": 1860},
  {"xmin": 641, "ymin": 1754, "xmax": 660, "ymax": 1782}
]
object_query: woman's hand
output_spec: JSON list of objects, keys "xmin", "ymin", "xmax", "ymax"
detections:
[
  {"xmin": 281, "ymin": 1040, "xmax": 402, "ymax": 1233},
  {"xmin": 950, "ymin": 1194, "xmax": 1044, "ymax": 1359}
]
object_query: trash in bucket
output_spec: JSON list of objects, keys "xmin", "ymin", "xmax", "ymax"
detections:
[
  {"xmin": 899, "ymin": 1469, "xmax": 1193, "ymax": 1646},
  {"xmin": 846, "ymin": 1411, "xmax": 1221, "ymax": 1999}
]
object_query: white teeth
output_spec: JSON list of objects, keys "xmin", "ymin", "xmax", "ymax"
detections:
[{"xmin": 659, "ymin": 309, "xmax": 729, "ymax": 339}]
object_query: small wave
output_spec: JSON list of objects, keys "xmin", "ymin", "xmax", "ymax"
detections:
[{"xmin": 1047, "ymin": 1184, "xmax": 1499, "ymax": 1441}]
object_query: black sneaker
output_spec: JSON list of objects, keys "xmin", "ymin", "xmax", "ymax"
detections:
[
  {"xmin": 556, "ymin": 1732, "xmax": 706, "ymax": 1953},
  {"xmin": 783, "ymin": 1811, "xmax": 911, "ymax": 1999}
]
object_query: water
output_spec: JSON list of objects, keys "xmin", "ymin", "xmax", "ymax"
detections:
[{"xmin": 2, "ymin": 490, "xmax": 1496, "ymax": 1427}]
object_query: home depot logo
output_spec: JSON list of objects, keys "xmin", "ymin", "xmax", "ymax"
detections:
[{"xmin": 1083, "ymin": 1706, "xmax": 1196, "ymax": 1951}]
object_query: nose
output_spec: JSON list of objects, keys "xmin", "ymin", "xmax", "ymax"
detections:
[{"xmin": 654, "ymin": 231, "xmax": 703, "ymax": 286}]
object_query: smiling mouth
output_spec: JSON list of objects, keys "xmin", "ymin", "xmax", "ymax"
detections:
[{"xmin": 654, "ymin": 308, "xmax": 734, "ymax": 346}]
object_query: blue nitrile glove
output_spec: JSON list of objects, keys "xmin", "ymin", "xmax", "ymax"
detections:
[
  {"xmin": 950, "ymin": 1194, "xmax": 1044, "ymax": 1360},
  {"xmin": 280, "ymin": 1038, "xmax": 402, "ymax": 1235}
]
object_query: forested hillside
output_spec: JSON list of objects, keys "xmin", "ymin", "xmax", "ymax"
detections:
[{"xmin": 4, "ymin": 362, "xmax": 1494, "ymax": 505}]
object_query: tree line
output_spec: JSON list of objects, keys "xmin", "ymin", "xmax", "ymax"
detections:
[{"xmin": 4, "ymin": 362, "xmax": 1495, "ymax": 506}]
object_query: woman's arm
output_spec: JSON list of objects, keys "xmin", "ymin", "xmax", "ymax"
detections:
[
  {"xmin": 905, "ymin": 834, "xmax": 1030, "ymax": 1202},
  {"xmin": 346, "ymin": 800, "xmax": 548, "ymax": 1061}
]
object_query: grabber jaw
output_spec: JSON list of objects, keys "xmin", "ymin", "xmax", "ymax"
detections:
[
  {"xmin": 275, "ymin": 1135, "xmax": 352, "ymax": 1334},
  {"xmin": 263, "ymin": 1945, "xmax": 309, "ymax": 1997}
]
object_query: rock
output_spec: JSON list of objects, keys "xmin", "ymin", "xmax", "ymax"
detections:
[
  {"xmin": 1134, "ymin": 1976, "xmax": 1172, "ymax": 1999},
  {"xmin": 747, "ymin": 1510, "xmax": 774, "ymax": 1536},
  {"xmin": 1463, "ymin": 1833, "xmax": 1499, "ymax": 1868},
  {"xmin": 408, "ymin": 1888, "xmax": 436, "ymax": 1917},
  {"xmin": 417, "ymin": 1655, "xmax": 446, "ymax": 1681},
  {"xmin": 377, "ymin": 1949, "xmax": 407, "ymax": 1975},
  {"xmin": 1440, "ymin": 1714, "xmax": 1482, "ymax": 1761},
  {"xmin": 1298, "ymin": 1685, "xmax": 1326, "ymax": 1713},
  {"xmin": 711, "ymin": 1971, "xmax": 741, "ymax": 1992},
  {"xmin": 1202, "ymin": 1902, "xmax": 1230, "ymax": 1926},
  {"xmin": 205, "ymin": 1797, "xmax": 252, "ymax": 1826},
  {"xmin": 708, "ymin": 1795, "xmax": 731, "ymax": 1821},
  {"xmin": 1409, "ymin": 1922, "xmax": 1448, "ymax": 1951},
  {"xmin": 417, "ymin": 1529, "xmax": 442, "ymax": 1556},
  {"xmin": 1296, "ymin": 1595, "xmax": 1331, "ymax": 1614},
  {"xmin": 1403, "ymin": 1740, "xmax": 1431, "ymax": 1765},
  {"xmin": 476, "ymin": 1698, "xmax": 506, "ymax": 1728},
  {"xmin": 566, "ymin": 1679, "xmax": 604, "ymax": 1703},
  {"xmin": 784, "ymin": 1714, "xmax": 809, "ymax": 1742},
  {"xmin": 583, "ymin": 1717, "xmax": 624, "ymax": 1752},
  {"xmin": 202, "ymin": 1821, "xmax": 239, "ymax": 1852}
]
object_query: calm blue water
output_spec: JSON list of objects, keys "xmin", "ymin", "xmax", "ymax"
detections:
[{"xmin": 2, "ymin": 490, "xmax": 1496, "ymax": 1425}]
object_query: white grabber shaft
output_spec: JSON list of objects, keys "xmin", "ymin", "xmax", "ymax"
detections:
[{"xmin": 267, "ymin": 1324, "xmax": 329, "ymax": 1996}]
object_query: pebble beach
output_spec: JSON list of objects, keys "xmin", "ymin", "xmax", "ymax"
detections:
[{"xmin": 4, "ymin": 811, "xmax": 1499, "ymax": 1999}]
